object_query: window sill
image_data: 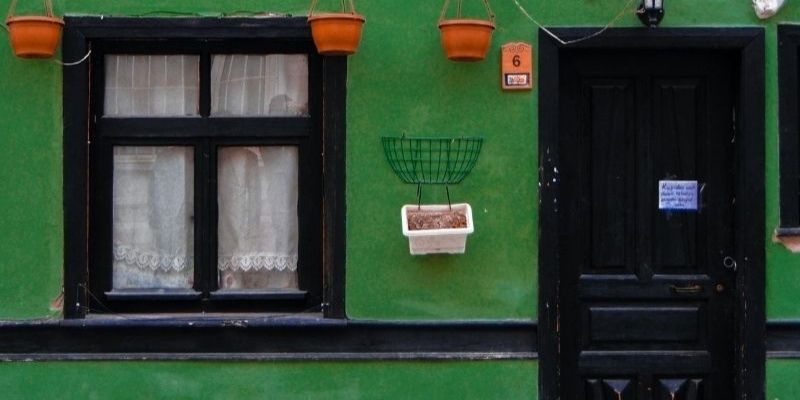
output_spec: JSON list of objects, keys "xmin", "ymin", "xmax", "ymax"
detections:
[
  {"xmin": 209, "ymin": 289, "xmax": 307, "ymax": 301},
  {"xmin": 77, "ymin": 312, "xmax": 333, "ymax": 329},
  {"xmin": 104, "ymin": 289, "xmax": 308, "ymax": 303},
  {"xmin": 105, "ymin": 289, "xmax": 202, "ymax": 301}
]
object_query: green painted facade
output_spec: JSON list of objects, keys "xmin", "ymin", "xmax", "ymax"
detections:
[
  {"xmin": 0, "ymin": 0, "xmax": 799, "ymax": 397},
  {"xmin": 0, "ymin": 361, "xmax": 538, "ymax": 399}
]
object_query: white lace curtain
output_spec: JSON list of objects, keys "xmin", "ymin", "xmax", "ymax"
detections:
[
  {"xmin": 112, "ymin": 146, "xmax": 195, "ymax": 289},
  {"xmin": 211, "ymin": 54, "xmax": 308, "ymax": 117},
  {"xmin": 108, "ymin": 54, "xmax": 305, "ymax": 291},
  {"xmin": 104, "ymin": 55, "xmax": 199, "ymax": 117}
]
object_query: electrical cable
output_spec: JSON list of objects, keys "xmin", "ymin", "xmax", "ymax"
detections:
[
  {"xmin": 511, "ymin": 0, "xmax": 638, "ymax": 45},
  {"xmin": 54, "ymin": 49, "xmax": 91, "ymax": 66}
]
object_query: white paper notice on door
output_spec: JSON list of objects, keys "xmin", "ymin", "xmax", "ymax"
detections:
[{"xmin": 658, "ymin": 180, "xmax": 699, "ymax": 211}]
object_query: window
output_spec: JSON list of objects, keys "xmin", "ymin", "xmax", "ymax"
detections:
[
  {"xmin": 63, "ymin": 18, "xmax": 346, "ymax": 317},
  {"xmin": 779, "ymin": 25, "xmax": 800, "ymax": 235}
]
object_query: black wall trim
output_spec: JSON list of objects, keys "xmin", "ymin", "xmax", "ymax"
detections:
[
  {"xmin": 777, "ymin": 25, "xmax": 800, "ymax": 230},
  {"xmin": 0, "ymin": 320, "xmax": 536, "ymax": 361},
  {"xmin": 767, "ymin": 321, "xmax": 800, "ymax": 359},
  {"xmin": 2, "ymin": 320, "xmax": 800, "ymax": 361},
  {"xmin": 64, "ymin": 16, "xmax": 312, "ymax": 39}
]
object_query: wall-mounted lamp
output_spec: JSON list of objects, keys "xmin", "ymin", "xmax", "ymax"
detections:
[{"xmin": 637, "ymin": 0, "xmax": 664, "ymax": 27}]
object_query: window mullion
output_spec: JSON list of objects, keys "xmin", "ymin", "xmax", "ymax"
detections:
[
  {"xmin": 200, "ymin": 47, "xmax": 211, "ymax": 118},
  {"xmin": 194, "ymin": 139, "xmax": 211, "ymax": 302},
  {"xmin": 207, "ymin": 140, "xmax": 220, "ymax": 296}
]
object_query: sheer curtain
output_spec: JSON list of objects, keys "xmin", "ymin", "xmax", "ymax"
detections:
[
  {"xmin": 107, "ymin": 54, "xmax": 304, "ymax": 291},
  {"xmin": 211, "ymin": 54, "xmax": 308, "ymax": 117},
  {"xmin": 217, "ymin": 147, "xmax": 299, "ymax": 290},
  {"xmin": 105, "ymin": 55, "xmax": 199, "ymax": 117},
  {"xmin": 112, "ymin": 147, "xmax": 194, "ymax": 289}
]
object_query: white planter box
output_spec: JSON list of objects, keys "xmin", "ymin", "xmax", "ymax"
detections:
[{"xmin": 401, "ymin": 203, "xmax": 474, "ymax": 255}]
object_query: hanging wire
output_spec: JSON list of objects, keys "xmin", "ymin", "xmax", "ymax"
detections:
[
  {"xmin": 440, "ymin": 0, "xmax": 495, "ymax": 22},
  {"xmin": 512, "ymin": 0, "xmax": 638, "ymax": 45},
  {"xmin": 78, "ymin": 283, "xmax": 118, "ymax": 315},
  {"xmin": 309, "ymin": 0, "xmax": 357, "ymax": 16},
  {"xmin": 7, "ymin": 0, "xmax": 56, "ymax": 18},
  {"xmin": 54, "ymin": 49, "xmax": 92, "ymax": 66}
]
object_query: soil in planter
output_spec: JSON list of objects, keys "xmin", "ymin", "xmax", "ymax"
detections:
[{"xmin": 406, "ymin": 208, "xmax": 467, "ymax": 230}]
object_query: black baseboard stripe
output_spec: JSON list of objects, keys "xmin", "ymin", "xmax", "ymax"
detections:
[
  {"xmin": 0, "ymin": 319, "xmax": 798, "ymax": 361},
  {"xmin": 0, "ymin": 319, "xmax": 537, "ymax": 361}
]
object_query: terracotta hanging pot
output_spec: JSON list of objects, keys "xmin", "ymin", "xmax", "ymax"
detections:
[
  {"xmin": 307, "ymin": 0, "xmax": 365, "ymax": 55},
  {"xmin": 438, "ymin": 0, "xmax": 495, "ymax": 62},
  {"xmin": 5, "ymin": 0, "xmax": 64, "ymax": 59}
]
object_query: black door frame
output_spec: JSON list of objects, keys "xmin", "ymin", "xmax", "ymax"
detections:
[{"xmin": 538, "ymin": 28, "xmax": 765, "ymax": 400}]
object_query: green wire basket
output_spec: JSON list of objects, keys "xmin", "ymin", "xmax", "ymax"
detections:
[{"xmin": 381, "ymin": 137, "xmax": 483, "ymax": 185}]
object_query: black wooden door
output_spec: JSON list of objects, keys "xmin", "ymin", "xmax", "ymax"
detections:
[{"xmin": 557, "ymin": 50, "xmax": 738, "ymax": 400}]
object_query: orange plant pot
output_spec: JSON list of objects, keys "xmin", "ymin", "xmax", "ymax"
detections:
[
  {"xmin": 6, "ymin": 16, "xmax": 64, "ymax": 59},
  {"xmin": 307, "ymin": 13, "xmax": 365, "ymax": 55},
  {"xmin": 438, "ymin": 19, "xmax": 495, "ymax": 62}
]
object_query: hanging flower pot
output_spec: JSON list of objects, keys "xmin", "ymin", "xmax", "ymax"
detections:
[
  {"xmin": 438, "ymin": 0, "xmax": 495, "ymax": 62},
  {"xmin": 402, "ymin": 203, "xmax": 474, "ymax": 255},
  {"xmin": 5, "ymin": 0, "xmax": 64, "ymax": 59},
  {"xmin": 307, "ymin": 0, "xmax": 365, "ymax": 55}
]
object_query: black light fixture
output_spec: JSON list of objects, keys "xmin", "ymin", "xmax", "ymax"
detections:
[{"xmin": 637, "ymin": 0, "xmax": 664, "ymax": 27}]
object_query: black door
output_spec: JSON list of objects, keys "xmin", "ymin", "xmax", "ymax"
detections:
[{"xmin": 557, "ymin": 50, "xmax": 738, "ymax": 399}]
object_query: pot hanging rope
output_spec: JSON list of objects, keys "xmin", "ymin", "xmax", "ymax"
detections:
[
  {"xmin": 5, "ymin": 0, "xmax": 64, "ymax": 59},
  {"xmin": 438, "ymin": 0, "xmax": 495, "ymax": 62},
  {"xmin": 307, "ymin": 0, "xmax": 365, "ymax": 55}
]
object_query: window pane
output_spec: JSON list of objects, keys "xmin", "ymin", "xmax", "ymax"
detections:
[
  {"xmin": 211, "ymin": 54, "xmax": 309, "ymax": 117},
  {"xmin": 113, "ymin": 147, "xmax": 194, "ymax": 289},
  {"xmin": 217, "ymin": 146, "xmax": 299, "ymax": 290},
  {"xmin": 105, "ymin": 55, "xmax": 200, "ymax": 117}
]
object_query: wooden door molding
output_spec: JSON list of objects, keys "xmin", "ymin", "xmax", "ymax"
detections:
[{"xmin": 538, "ymin": 28, "xmax": 765, "ymax": 400}]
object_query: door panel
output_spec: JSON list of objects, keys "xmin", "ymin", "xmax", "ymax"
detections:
[
  {"xmin": 586, "ymin": 305, "xmax": 701, "ymax": 343},
  {"xmin": 589, "ymin": 80, "xmax": 635, "ymax": 273},
  {"xmin": 558, "ymin": 51, "xmax": 737, "ymax": 399}
]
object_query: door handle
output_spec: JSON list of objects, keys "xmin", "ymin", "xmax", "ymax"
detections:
[{"xmin": 670, "ymin": 284, "xmax": 703, "ymax": 294}]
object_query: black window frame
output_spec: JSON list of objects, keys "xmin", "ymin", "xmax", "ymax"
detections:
[
  {"xmin": 779, "ymin": 25, "xmax": 800, "ymax": 235},
  {"xmin": 63, "ymin": 17, "xmax": 346, "ymax": 318}
]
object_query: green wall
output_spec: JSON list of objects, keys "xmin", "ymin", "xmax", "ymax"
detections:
[
  {"xmin": 3, "ymin": 0, "xmax": 800, "ymax": 321},
  {"xmin": 768, "ymin": 360, "xmax": 800, "ymax": 399},
  {"xmin": 3, "ymin": 0, "xmax": 799, "ymax": 322},
  {"xmin": 0, "ymin": 361, "xmax": 538, "ymax": 399},
  {"xmin": 2, "ymin": 0, "xmax": 800, "ymax": 397}
]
